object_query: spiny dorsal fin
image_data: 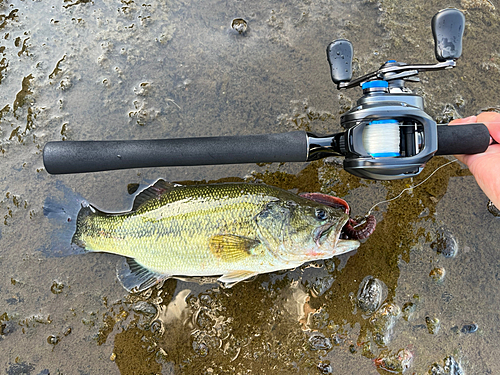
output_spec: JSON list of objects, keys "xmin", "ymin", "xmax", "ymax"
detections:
[
  {"xmin": 132, "ymin": 179, "xmax": 178, "ymax": 211},
  {"xmin": 209, "ymin": 235, "xmax": 259, "ymax": 262},
  {"xmin": 116, "ymin": 257, "xmax": 168, "ymax": 293}
]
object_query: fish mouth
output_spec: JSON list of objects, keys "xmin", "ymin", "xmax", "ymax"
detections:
[
  {"xmin": 308, "ymin": 217, "xmax": 359, "ymax": 259},
  {"xmin": 313, "ymin": 222, "xmax": 336, "ymax": 246}
]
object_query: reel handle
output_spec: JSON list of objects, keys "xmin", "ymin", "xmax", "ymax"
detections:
[
  {"xmin": 326, "ymin": 39, "xmax": 353, "ymax": 85},
  {"xmin": 432, "ymin": 8, "xmax": 465, "ymax": 62}
]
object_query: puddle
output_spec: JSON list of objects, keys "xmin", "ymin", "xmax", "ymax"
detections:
[{"xmin": 1, "ymin": 0, "xmax": 499, "ymax": 373}]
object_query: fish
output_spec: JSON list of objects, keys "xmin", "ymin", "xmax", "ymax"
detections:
[{"xmin": 45, "ymin": 180, "xmax": 360, "ymax": 292}]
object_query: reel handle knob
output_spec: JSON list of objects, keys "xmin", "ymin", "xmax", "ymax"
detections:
[
  {"xmin": 432, "ymin": 8, "xmax": 465, "ymax": 62},
  {"xmin": 326, "ymin": 39, "xmax": 353, "ymax": 85}
]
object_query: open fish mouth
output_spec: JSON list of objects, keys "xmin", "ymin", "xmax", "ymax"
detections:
[
  {"xmin": 313, "ymin": 222, "xmax": 336, "ymax": 246},
  {"xmin": 300, "ymin": 192, "xmax": 377, "ymax": 241}
]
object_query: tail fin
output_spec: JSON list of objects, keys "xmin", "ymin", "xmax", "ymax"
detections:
[
  {"xmin": 42, "ymin": 181, "xmax": 90, "ymax": 257},
  {"xmin": 71, "ymin": 204, "xmax": 97, "ymax": 249}
]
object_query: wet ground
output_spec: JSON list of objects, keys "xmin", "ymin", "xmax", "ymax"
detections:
[{"xmin": 1, "ymin": 0, "xmax": 499, "ymax": 373}]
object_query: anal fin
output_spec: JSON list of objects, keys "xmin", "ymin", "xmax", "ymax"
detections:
[
  {"xmin": 218, "ymin": 270, "xmax": 259, "ymax": 288},
  {"xmin": 116, "ymin": 257, "xmax": 169, "ymax": 293}
]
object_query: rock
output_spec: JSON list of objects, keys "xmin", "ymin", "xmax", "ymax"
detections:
[
  {"xmin": 369, "ymin": 303, "xmax": 401, "ymax": 346},
  {"xmin": 461, "ymin": 323, "xmax": 478, "ymax": 334},
  {"xmin": 231, "ymin": 18, "xmax": 248, "ymax": 34},
  {"xmin": 487, "ymin": 200, "xmax": 500, "ymax": 217},
  {"xmin": 357, "ymin": 276, "xmax": 387, "ymax": 315},
  {"xmin": 429, "ymin": 355, "xmax": 464, "ymax": 375},
  {"xmin": 429, "ymin": 267, "xmax": 446, "ymax": 282},
  {"xmin": 425, "ymin": 316, "xmax": 440, "ymax": 335},
  {"xmin": 374, "ymin": 347, "xmax": 413, "ymax": 373},
  {"xmin": 431, "ymin": 228, "xmax": 458, "ymax": 258},
  {"xmin": 308, "ymin": 333, "xmax": 332, "ymax": 351}
]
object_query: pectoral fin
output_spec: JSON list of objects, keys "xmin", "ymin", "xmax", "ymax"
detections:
[
  {"xmin": 209, "ymin": 235, "xmax": 260, "ymax": 262},
  {"xmin": 218, "ymin": 270, "xmax": 259, "ymax": 288},
  {"xmin": 116, "ymin": 257, "xmax": 169, "ymax": 293}
]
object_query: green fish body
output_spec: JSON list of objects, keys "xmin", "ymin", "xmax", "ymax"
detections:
[{"xmin": 72, "ymin": 180, "xmax": 359, "ymax": 291}]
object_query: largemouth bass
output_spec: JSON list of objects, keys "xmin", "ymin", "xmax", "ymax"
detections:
[{"xmin": 50, "ymin": 180, "xmax": 359, "ymax": 292}]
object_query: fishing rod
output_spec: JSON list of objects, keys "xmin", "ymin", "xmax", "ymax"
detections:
[{"xmin": 43, "ymin": 8, "xmax": 495, "ymax": 181}]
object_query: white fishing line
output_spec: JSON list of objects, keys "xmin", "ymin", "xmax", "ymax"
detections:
[
  {"xmin": 366, "ymin": 159, "xmax": 458, "ymax": 216},
  {"xmin": 362, "ymin": 120, "xmax": 401, "ymax": 157}
]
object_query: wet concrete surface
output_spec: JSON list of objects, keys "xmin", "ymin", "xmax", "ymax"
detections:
[{"xmin": 1, "ymin": 0, "xmax": 499, "ymax": 373}]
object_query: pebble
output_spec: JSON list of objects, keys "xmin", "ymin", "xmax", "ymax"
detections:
[
  {"xmin": 431, "ymin": 228, "xmax": 458, "ymax": 258},
  {"xmin": 369, "ymin": 303, "xmax": 401, "ymax": 346},
  {"xmin": 461, "ymin": 323, "xmax": 478, "ymax": 334},
  {"xmin": 150, "ymin": 320, "xmax": 163, "ymax": 335},
  {"xmin": 444, "ymin": 355, "xmax": 464, "ymax": 374},
  {"xmin": 310, "ymin": 275, "xmax": 335, "ymax": 297},
  {"xmin": 231, "ymin": 18, "xmax": 248, "ymax": 34},
  {"xmin": 430, "ymin": 363, "xmax": 447, "ymax": 375},
  {"xmin": 308, "ymin": 333, "xmax": 332, "ymax": 351},
  {"xmin": 50, "ymin": 281, "xmax": 64, "ymax": 294},
  {"xmin": 425, "ymin": 316, "xmax": 440, "ymax": 334},
  {"xmin": 47, "ymin": 335, "xmax": 60, "ymax": 345},
  {"xmin": 132, "ymin": 301, "xmax": 157, "ymax": 316},
  {"xmin": 374, "ymin": 348, "xmax": 413, "ymax": 373},
  {"xmin": 357, "ymin": 276, "xmax": 387, "ymax": 315},
  {"xmin": 429, "ymin": 266, "xmax": 446, "ymax": 282},
  {"xmin": 487, "ymin": 200, "xmax": 500, "ymax": 217},
  {"xmin": 430, "ymin": 355, "xmax": 464, "ymax": 375},
  {"xmin": 1, "ymin": 319, "xmax": 15, "ymax": 336},
  {"xmin": 317, "ymin": 361, "xmax": 333, "ymax": 374},
  {"xmin": 402, "ymin": 295, "xmax": 419, "ymax": 321}
]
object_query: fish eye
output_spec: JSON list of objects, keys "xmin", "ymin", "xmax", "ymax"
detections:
[{"xmin": 315, "ymin": 208, "xmax": 328, "ymax": 221}]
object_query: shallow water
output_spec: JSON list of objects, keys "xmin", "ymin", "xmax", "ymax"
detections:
[{"xmin": 1, "ymin": 0, "xmax": 499, "ymax": 373}]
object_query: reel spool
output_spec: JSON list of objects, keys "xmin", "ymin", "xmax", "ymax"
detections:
[{"xmin": 362, "ymin": 119, "xmax": 401, "ymax": 158}]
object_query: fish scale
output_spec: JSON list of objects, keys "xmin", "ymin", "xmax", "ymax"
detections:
[{"xmin": 70, "ymin": 181, "xmax": 359, "ymax": 291}]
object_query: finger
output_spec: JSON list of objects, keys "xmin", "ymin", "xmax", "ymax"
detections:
[
  {"xmin": 476, "ymin": 112, "xmax": 500, "ymax": 143},
  {"xmin": 466, "ymin": 148, "xmax": 500, "ymax": 209},
  {"xmin": 449, "ymin": 115, "xmax": 477, "ymax": 125},
  {"xmin": 458, "ymin": 142, "xmax": 500, "ymax": 166}
]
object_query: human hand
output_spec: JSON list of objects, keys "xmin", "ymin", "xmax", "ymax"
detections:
[{"xmin": 449, "ymin": 112, "xmax": 500, "ymax": 208}]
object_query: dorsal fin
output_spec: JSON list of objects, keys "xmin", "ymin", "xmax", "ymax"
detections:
[{"xmin": 132, "ymin": 179, "xmax": 178, "ymax": 211}]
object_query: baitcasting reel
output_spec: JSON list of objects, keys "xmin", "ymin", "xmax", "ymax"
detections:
[
  {"xmin": 42, "ymin": 8, "xmax": 493, "ymax": 180},
  {"xmin": 314, "ymin": 8, "xmax": 470, "ymax": 179}
]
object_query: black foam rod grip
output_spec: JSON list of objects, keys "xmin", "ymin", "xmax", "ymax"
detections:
[
  {"xmin": 435, "ymin": 124, "xmax": 490, "ymax": 155},
  {"xmin": 326, "ymin": 39, "xmax": 353, "ymax": 84},
  {"xmin": 432, "ymin": 8, "xmax": 465, "ymax": 62},
  {"xmin": 43, "ymin": 132, "xmax": 309, "ymax": 174}
]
